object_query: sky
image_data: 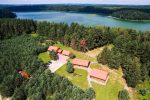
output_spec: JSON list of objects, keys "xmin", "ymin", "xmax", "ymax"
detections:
[{"xmin": 0, "ymin": 0, "xmax": 150, "ymax": 5}]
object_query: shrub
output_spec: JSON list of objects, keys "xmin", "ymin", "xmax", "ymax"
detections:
[
  {"xmin": 139, "ymin": 89, "xmax": 147, "ymax": 96},
  {"xmin": 118, "ymin": 90, "xmax": 130, "ymax": 100},
  {"xmin": 69, "ymin": 53, "xmax": 76, "ymax": 59}
]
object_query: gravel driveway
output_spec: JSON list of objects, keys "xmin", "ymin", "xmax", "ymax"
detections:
[{"xmin": 49, "ymin": 54, "xmax": 68, "ymax": 73}]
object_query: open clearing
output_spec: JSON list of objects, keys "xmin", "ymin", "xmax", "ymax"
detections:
[
  {"xmin": 56, "ymin": 64, "xmax": 89, "ymax": 90},
  {"xmin": 39, "ymin": 43, "xmax": 137, "ymax": 100},
  {"xmin": 38, "ymin": 52, "xmax": 50, "ymax": 63}
]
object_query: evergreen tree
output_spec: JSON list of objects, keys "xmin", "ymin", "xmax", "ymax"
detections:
[
  {"xmin": 49, "ymin": 50, "xmax": 58, "ymax": 60},
  {"xmin": 66, "ymin": 61, "xmax": 74, "ymax": 73},
  {"xmin": 118, "ymin": 90, "xmax": 130, "ymax": 100}
]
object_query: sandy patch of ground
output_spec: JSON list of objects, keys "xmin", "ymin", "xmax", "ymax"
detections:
[{"xmin": 85, "ymin": 44, "xmax": 113, "ymax": 58}]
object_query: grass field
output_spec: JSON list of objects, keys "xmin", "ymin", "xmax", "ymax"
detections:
[
  {"xmin": 56, "ymin": 64, "xmax": 89, "ymax": 90},
  {"xmin": 92, "ymin": 69, "xmax": 124, "ymax": 100},
  {"xmin": 56, "ymin": 64, "xmax": 124, "ymax": 100},
  {"xmin": 38, "ymin": 52, "xmax": 51, "ymax": 63}
]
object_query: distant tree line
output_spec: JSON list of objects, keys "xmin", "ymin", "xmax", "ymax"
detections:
[
  {"xmin": 1, "ymin": 4, "xmax": 150, "ymax": 20},
  {"xmin": 112, "ymin": 10, "xmax": 150, "ymax": 20},
  {"xmin": 0, "ymin": 35, "xmax": 95, "ymax": 99},
  {"xmin": 0, "ymin": 9, "xmax": 16, "ymax": 18},
  {"xmin": 37, "ymin": 21, "xmax": 138, "ymax": 52}
]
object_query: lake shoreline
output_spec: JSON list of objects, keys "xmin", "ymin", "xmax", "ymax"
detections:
[
  {"xmin": 16, "ymin": 11, "xmax": 150, "ymax": 31},
  {"xmin": 108, "ymin": 16, "xmax": 150, "ymax": 22},
  {"xmin": 14, "ymin": 10, "xmax": 150, "ymax": 22}
]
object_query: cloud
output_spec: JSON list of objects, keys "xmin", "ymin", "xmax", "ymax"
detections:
[{"xmin": 0, "ymin": 0, "xmax": 150, "ymax": 5}]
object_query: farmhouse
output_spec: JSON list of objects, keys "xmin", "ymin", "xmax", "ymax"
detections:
[
  {"xmin": 62, "ymin": 50, "xmax": 71, "ymax": 56},
  {"xmin": 72, "ymin": 58, "xmax": 90, "ymax": 68},
  {"xmin": 89, "ymin": 69, "xmax": 109, "ymax": 85},
  {"xmin": 48, "ymin": 46, "xmax": 60, "ymax": 52}
]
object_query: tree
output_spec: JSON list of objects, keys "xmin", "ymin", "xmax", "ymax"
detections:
[
  {"xmin": 12, "ymin": 87, "xmax": 26, "ymax": 100},
  {"xmin": 118, "ymin": 90, "xmax": 130, "ymax": 100},
  {"xmin": 66, "ymin": 61, "xmax": 74, "ymax": 73},
  {"xmin": 84, "ymin": 88, "xmax": 95, "ymax": 100},
  {"xmin": 97, "ymin": 47, "xmax": 110, "ymax": 65},
  {"xmin": 49, "ymin": 50, "xmax": 58, "ymax": 60},
  {"xmin": 107, "ymin": 48, "xmax": 122, "ymax": 69},
  {"xmin": 122, "ymin": 57, "xmax": 141, "ymax": 87}
]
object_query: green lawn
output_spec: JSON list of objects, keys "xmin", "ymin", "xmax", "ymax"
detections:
[
  {"xmin": 54, "ymin": 42, "xmax": 96, "ymax": 61},
  {"xmin": 38, "ymin": 52, "xmax": 51, "ymax": 63},
  {"xmin": 56, "ymin": 65, "xmax": 89, "ymax": 90},
  {"xmin": 136, "ymin": 78, "xmax": 150, "ymax": 100},
  {"xmin": 31, "ymin": 33, "xmax": 39, "ymax": 37},
  {"xmin": 56, "ymin": 65, "xmax": 124, "ymax": 100},
  {"xmin": 90, "ymin": 63, "xmax": 102, "ymax": 69},
  {"xmin": 92, "ymin": 73, "xmax": 124, "ymax": 100}
]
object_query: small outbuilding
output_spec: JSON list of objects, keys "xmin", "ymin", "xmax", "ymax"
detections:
[
  {"xmin": 48, "ymin": 46, "xmax": 60, "ymax": 52},
  {"xmin": 72, "ymin": 58, "xmax": 90, "ymax": 68},
  {"xmin": 62, "ymin": 50, "xmax": 71, "ymax": 56},
  {"xmin": 19, "ymin": 70, "xmax": 31, "ymax": 79},
  {"xmin": 57, "ymin": 49, "xmax": 63, "ymax": 54},
  {"xmin": 89, "ymin": 69, "xmax": 109, "ymax": 85}
]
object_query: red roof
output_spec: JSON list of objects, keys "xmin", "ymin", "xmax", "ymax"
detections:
[
  {"xmin": 58, "ymin": 49, "xmax": 63, "ymax": 53},
  {"xmin": 72, "ymin": 58, "xmax": 90, "ymax": 67},
  {"xmin": 90, "ymin": 69, "xmax": 108, "ymax": 81},
  {"xmin": 19, "ymin": 71, "xmax": 31, "ymax": 78},
  {"xmin": 62, "ymin": 50, "xmax": 71, "ymax": 56},
  {"xmin": 48, "ymin": 46, "xmax": 59, "ymax": 52}
]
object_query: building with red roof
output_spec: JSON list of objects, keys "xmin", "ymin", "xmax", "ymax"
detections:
[
  {"xmin": 48, "ymin": 46, "xmax": 60, "ymax": 52},
  {"xmin": 89, "ymin": 69, "xmax": 109, "ymax": 85},
  {"xmin": 57, "ymin": 49, "xmax": 63, "ymax": 54},
  {"xmin": 72, "ymin": 58, "xmax": 90, "ymax": 68},
  {"xmin": 19, "ymin": 70, "xmax": 31, "ymax": 78},
  {"xmin": 62, "ymin": 50, "xmax": 71, "ymax": 56}
]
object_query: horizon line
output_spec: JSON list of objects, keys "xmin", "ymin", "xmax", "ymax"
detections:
[{"xmin": 0, "ymin": 3, "xmax": 150, "ymax": 6}]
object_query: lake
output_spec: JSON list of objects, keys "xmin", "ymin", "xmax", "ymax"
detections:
[{"xmin": 16, "ymin": 11, "xmax": 150, "ymax": 31}]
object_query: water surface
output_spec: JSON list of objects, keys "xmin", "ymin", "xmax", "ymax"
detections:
[{"xmin": 16, "ymin": 11, "xmax": 150, "ymax": 31}]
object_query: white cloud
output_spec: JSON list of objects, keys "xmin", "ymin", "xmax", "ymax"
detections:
[{"xmin": 0, "ymin": 0, "xmax": 150, "ymax": 5}]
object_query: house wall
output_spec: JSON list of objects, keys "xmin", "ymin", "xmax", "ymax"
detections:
[
  {"xmin": 73, "ymin": 65, "xmax": 88, "ymax": 70},
  {"xmin": 89, "ymin": 75, "xmax": 109, "ymax": 85}
]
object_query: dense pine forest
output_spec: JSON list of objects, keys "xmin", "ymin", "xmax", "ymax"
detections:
[
  {"xmin": 0, "ymin": 34, "xmax": 95, "ymax": 100},
  {"xmin": 1, "ymin": 4, "xmax": 150, "ymax": 20},
  {"xmin": 0, "ymin": 18, "xmax": 150, "ymax": 99},
  {"xmin": 0, "ymin": 9, "xmax": 16, "ymax": 18}
]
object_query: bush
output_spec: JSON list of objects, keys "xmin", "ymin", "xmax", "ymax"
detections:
[
  {"xmin": 118, "ymin": 90, "xmax": 130, "ymax": 100},
  {"xmin": 69, "ymin": 53, "xmax": 76, "ymax": 59},
  {"xmin": 66, "ymin": 61, "xmax": 74, "ymax": 73},
  {"xmin": 139, "ymin": 89, "xmax": 147, "ymax": 96}
]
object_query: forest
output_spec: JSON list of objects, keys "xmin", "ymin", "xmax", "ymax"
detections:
[
  {"xmin": 112, "ymin": 10, "xmax": 150, "ymax": 20},
  {"xmin": 0, "ymin": 18, "xmax": 150, "ymax": 99},
  {"xmin": 1, "ymin": 4, "xmax": 150, "ymax": 20},
  {"xmin": 0, "ymin": 34, "xmax": 95, "ymax": 100},
  {"xmin": 0, "ymin": 9, "xmax": 16, "ymax": 18}
]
